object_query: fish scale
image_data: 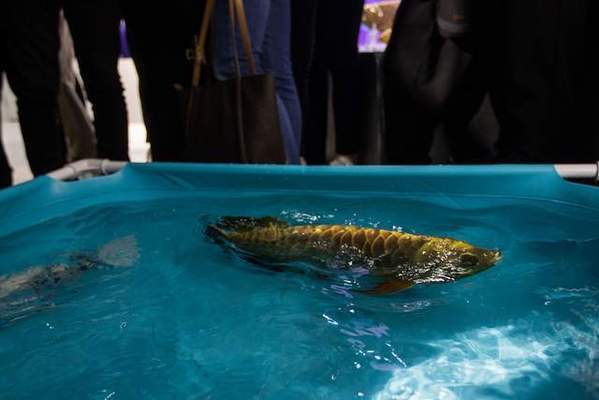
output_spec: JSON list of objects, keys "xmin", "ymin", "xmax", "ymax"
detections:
[
  {"xmin": 232, "ymin": 224, "xmax": 448, "ymax": 261},
  {"xmin": 209, "ymin": 217, "xmax": 502, "ymax": 294}
]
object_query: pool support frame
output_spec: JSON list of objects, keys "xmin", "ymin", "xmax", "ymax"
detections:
[{"xmin": 47, "ymin": 159, "xmax": 599, "ymax": 183}]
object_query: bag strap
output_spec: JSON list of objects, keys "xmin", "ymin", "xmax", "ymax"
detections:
[
  {"xmin": 192, "ymin": 0, "xmax": 216, "ymax": 87},
  {"xmin": 232, "ymin": 0, "xmax": 257, "ymax": 75},
  {"xmin": 191, "ymin": 0, "xmax": 257, "ymax": 87}
]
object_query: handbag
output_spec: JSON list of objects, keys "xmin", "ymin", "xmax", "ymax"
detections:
[{"xmin": 180, "ymin": 0, "xmax": 286, "ymax": 163}]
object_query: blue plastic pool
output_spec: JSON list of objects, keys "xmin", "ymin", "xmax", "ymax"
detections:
[{"xmin": 0, "ymin": 164, "xmax": 597, "ymax": 399}]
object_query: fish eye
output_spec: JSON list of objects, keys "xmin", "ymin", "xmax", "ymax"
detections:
[{"xmin": 460, "ymin": 253, "xmax": 479, "ymax": 267}]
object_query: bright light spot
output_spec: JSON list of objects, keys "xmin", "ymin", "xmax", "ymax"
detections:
[
  {"xmin": 373, "ymin": 325, "xmax": 559, "ymax": 400},
  {"xmin": 322, "ymin": 314, "xmax": 339, "ymax": 326}
]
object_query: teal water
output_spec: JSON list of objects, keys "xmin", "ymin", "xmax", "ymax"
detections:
[{"xmin": 0, "ymin": 192, "xmax": 597, "ymax": 399}]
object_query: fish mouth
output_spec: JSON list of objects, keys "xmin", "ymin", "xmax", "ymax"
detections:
[
  {"xmin": 485, "ymin": 250, "xmax": 502, "ymax": 266},
  {"xmin": 492, "ymin": 250, "xmax": 502, "ymax": 263}
]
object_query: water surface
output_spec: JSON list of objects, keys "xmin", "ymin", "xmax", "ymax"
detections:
[{"xmin": 0, "ymin": 192, "xmax": 597, "ymax": 399}]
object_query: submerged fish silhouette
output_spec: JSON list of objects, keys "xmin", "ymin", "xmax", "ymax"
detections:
[
  {"xmin": 0, "ymin": 235, "xmax": 139, "ymax": 301},
  {"xmin": 206, "ymin": 217, "xmax": 501, "ymax": 294}
]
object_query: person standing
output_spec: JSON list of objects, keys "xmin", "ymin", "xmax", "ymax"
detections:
[
  {"xmin": 291, "ymin": 0, "xmax": 365, "ymax": 165},
  {"xmin": 57, "ymin": 12, "xmax": 97, "ymax": 162},
  {"xmin": 62, "ymin": 0, "xmax": 129, "ymax": 161},
  {"xmin": 491, "ymin": 0, "xmax": 598, "ymax": 163},
  {"xmin": 0, "ymin": 0, "xmax": 65, "ymax": 188},
  {"xmin": 211, "ymin": 0, "xmax": 301, "ymax": 163},
  {"xmin": 384, "ymin": 0, "xmax": 598, "ymax": 164},
  {"xmin": 120, "ymin": 0, "xmax": 203, "ymax": 162}
]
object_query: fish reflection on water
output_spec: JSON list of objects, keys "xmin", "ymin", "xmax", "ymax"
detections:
[
  {"xmin": 206, "ymin": 216, "xmax": 502, "ymax": 294},
  {"xmin": 0, "ymin": 236, "xmax": 139, "ymax": 324}
]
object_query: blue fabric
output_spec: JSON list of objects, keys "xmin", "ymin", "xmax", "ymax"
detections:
[
  {"xmin": 263, "ymin": 0, "xmax": 302, "ymax": 158},
  {"xmin": 1, "ymin": 163, "xmax": 599, "ymax": 238},
  {"xmin": 211, "ymin": 0, "xmax": 301, "ymax": 164}
]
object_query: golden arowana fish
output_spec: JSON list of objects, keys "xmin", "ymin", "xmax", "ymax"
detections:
[{"xmin": 206, "ymin": 217, "xmax": 501, "ymax": 295}]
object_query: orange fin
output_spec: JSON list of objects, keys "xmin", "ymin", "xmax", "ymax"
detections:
[{"xmin": 364, "ymin": 279, "xmax": 414, "ymax": 295}]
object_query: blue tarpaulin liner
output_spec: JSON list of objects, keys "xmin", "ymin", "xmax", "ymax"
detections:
[
  {"xmin": 1, "ymin": 163, "xmax": 599, "ymax": 400},
  {"xmin": 0, "ymin": 163, "xmax": 598, "ymax": 238}
]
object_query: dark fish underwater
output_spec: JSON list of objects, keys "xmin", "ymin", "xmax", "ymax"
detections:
[
  {"xmin": 0, "ymin": 236, "xmax": 139, "ymax": 326},
  {"xmin": 206, "ymin": 216, "xmax": 502, "ymax": 294}
]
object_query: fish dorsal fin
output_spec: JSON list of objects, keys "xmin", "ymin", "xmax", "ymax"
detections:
[{"xmin": 217, "ymin": 216, "xmax": 288, "ymax": 232}]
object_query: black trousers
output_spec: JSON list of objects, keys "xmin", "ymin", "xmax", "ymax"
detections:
[
  {"xmin": 63, "ymin": 0, "xmax": 129, "ymax": 161},
  {"xmin": 492, "ymin": 0, "xmax": 598, "ymax": 163},
  {"xmin": 0, "ymin": 0, "xmax": 64, "ymax": 185},
  {"xmin": 384, "ymin": 0, "xmax": 598, "ymax": 164},
  {"xmin": 383, "ymin": 0, "xmax": 492, "ymax": 164},
  {"xmin": 0, "ymin": 144, "xmax": 9, "ymax": 188},
  {"xmin": 0, "ymin": 79, "xmax": 10, "ymax": 187},
  {"xmin": 120, "ymin": 0, "xmax": 203, "ymax": 162},
  {"xmin": 292, "ymin": 0, "xmax": 365, "ymax": 164}
]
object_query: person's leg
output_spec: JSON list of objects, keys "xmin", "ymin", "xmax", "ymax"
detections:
[
  {"xmin": 487, "ymin": 0, "xmax": 552, "ymax": 162},
  {"xmin": 487, "ymin": 0, "xmax": 597, "ymax": 163},
  {"xmin": 0, "ymin": 73, "xmax": 12, "ymax": 188},
  {"xmin": 588, "ymin": 0, "xmax": 599, "ymax": 160},
  {"xmin": 302, "ymin": 56, "xmax": 328, "ymax": 164},
  {"xmin": 263, "ymin": 0, "xmax": 301, "ymax": 163},
  {"xmin": 382, "ymin": 0, "xmax": 435, "ymax": 164},
  {"xmin": 299, "ymin": 1, "xmax": 330, "ymax": 165},
  {"xmin": 0, "ymin": 129, "xmax": 11, "ymax": 188},
  {"xmin": 212, "ymin": 0, "xmax": 299, "ymax": 163},
  {"xmin": 290, "ymin": 0, "xmax": 318, "ymax": 96},
  {"xmin": 211, "ymin": 0, "xmax": 270, "ymax": 79},
  {"xmin": 57, "ymin": 12, "xmax": 97, "ymax": 161},
  {"xmin": 0, "ymin": 36, "xmax": 12, "ymax": 187},
  {"xmin": 442, "ymin": 39, "xmax": 493, "ymax": 164},
  {"xmin": 121, "ymin": 0, "xmax": 202, "ymax": 161},
  {"xmin": 443, "ymin": 90, "xmax": 492, "ymax": 164},
  {"xmin": 383, "ymin": 87, "xmax": 437, "ymax": 164},
  {"xmin": 290, "ymin": 0, "xmax": 318, "ymax": 161},
  {"xmin": 322, "ymin": 0, "xmax": 365, "ymax": 158},
  {"xmin": 549, "ymin": 0, "xmax": 597, "ymax": 162},
  {"xmin": 63, "ymin": 0, "xmax": 128, "ymax": 160},
  {"xmin": 275, "ymin": 95, "xmax": 299, "ymax": 163},
  {"xmin": 4, "ymin": 0, "xmax": 65, "ymax": 176}
]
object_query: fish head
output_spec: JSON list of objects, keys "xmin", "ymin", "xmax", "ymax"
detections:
[
  {"xmin": 416, "ymin": 239, "xmax": 502, "ymax": 277},
  {"xmin": 453, "ymin": 245, "xmax": 502, "ymax": 275}
]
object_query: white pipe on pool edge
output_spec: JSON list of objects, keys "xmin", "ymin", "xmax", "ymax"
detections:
[
  {"xmin": 554, "ymin": 162, "xmax": 599, "ymax": 181},
  {"xmin": 48, "ymin": 159, "xmax": 127, "ymax": 181},
  {"xmin": 47, "ymin": 159, "xmax": 599, "ymax": 182}
]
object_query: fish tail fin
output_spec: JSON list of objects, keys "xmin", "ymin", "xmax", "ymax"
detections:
[{"xmin": 96, "ymin": 235, "xmax": 140, "ymax": 268}]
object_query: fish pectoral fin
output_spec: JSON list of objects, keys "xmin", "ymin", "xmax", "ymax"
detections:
[
  {"xmin": 363, "ymin": 279, "xmax": 414, "ymax": 295},
  {"xmin": 237, "ymin": 252, "xmax": 287, "ymax": 274}
]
